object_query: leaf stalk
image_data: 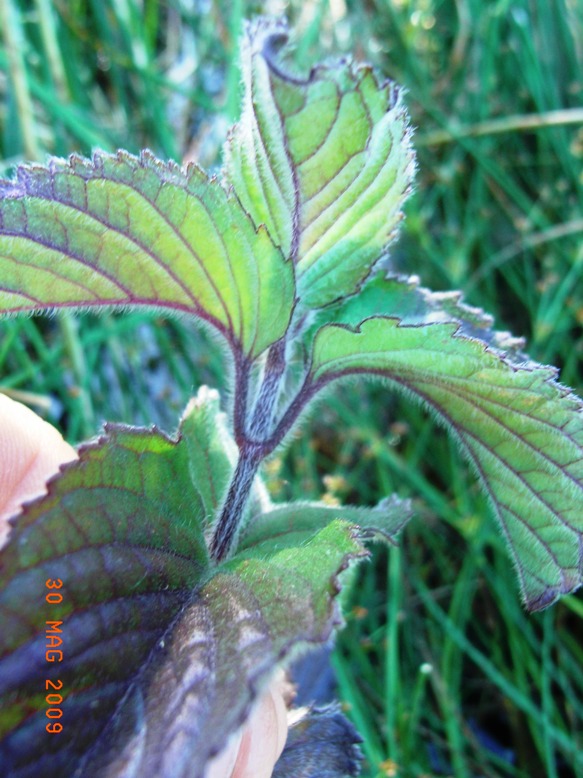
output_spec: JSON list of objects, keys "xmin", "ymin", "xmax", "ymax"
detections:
[
  {"xmin": 209, "ymin": 444, "xmax": 262, "ymax": 562},
  {"xmin": 248, "ymin": 338, "xmax": 287, "ymax": 441},
  {"xmin": 212, "ymin": 337, "xmax": 301, "ymax": 561}
]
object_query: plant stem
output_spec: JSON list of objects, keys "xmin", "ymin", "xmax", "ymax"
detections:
[
  {"xmin": 262, "ymin": 374, "xmax": 318, "ymax": 452},
  {"xmin": 211, "ymin": 339, "xmax": 289, "ymax": 561},
  {"xmin": 233, "ymin": 354, "xmax": 251, "ymax": 449},
  {"xmin": 209, "ymin": 445, "xmax": 262, "ymax": 562},
  {"xmin": 212, "ymin": 338, "xmax": 313, "ymax": 561},
  {"xmin": 248, "ymin": 338, "xmax": 287, "ymax": 441}
]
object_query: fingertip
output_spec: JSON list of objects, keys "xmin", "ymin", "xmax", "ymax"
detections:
[
  {"xmin": 232, "ymin": 670, "xmax": 289, "ymax": 778},
  {"xmin": 0, "ymin": 394, "xmax": 76, "ymax": 543}
]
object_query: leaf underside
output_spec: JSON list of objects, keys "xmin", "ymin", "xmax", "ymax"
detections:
[
  {"xmin": 309, "ymin": 277, "xmax": 583, "ymax": 610},
  {"xmin": 272, "ymin": 705, "xmax": 363, "ymax": 778},
  {"xmin": 241, "ymin": 494, "xmax": 413, "ymax": 552},
  {"xmin": 0, "ymin": 392, "xmax": 381, "ymax": 777},
  {"xmin": 0, "ymin": 151, "xmax": 294, "ymax": 359},
  {"xmin": 80, "ymin": 521, "xmax": 365, "ymax": 778},
  {"xmin": 225, "ymin": 18, "xmax": 415, "ymax": 308},
  {"xmin": 0, "ymin": 411, "xmax": 209, "ymax": 775}
]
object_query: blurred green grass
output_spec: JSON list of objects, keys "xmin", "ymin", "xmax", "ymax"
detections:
[{"xmin": 1, "ymin": 1, "xmax": 583, "ymax": 775}]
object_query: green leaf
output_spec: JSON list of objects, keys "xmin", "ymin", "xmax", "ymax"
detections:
[
  {"xmin": 309, "ymin": 294, "xmax": 583, "ymax": 612},
  {"xmin": 297, "ymin": 271, "xmax": 528, "ymax": 386},
  {"xmin": 322, "ymin": 272, "xmax": 527, "ymax": 358},
  {"xmin": 0, "ymin": 402, "xmax": 215, "ymax": 775},
  {"xmin": 181, "ymin": 386, "xmax": 272, "ymax": 533},
  {"xmin": 78, "ymin": 520, "xmax": 366, "ymax": 777},
  {"xmin": 179, "ymin": 386, "xmax": 236, "ymax": 532},
  {"xmin": 0, "ymin": 150, "xmax": 295, "ymax": 359},
  {"xmin": 241, "ymin": 494, "xmax": 413, "ymax": 552},
  {"xmin": 224, "ymin": 18, "xmax": 415, "ymax": 309},
  {"xmin": 0, "ymin": 388, "xmax": 370, "ymax": 776}
]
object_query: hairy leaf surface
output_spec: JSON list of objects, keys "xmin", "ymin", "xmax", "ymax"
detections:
[
  {"xmin": 182, "ymin": 386, "xmax": 271, "ymax": 530},
  {"xmin": 225, "ymin": 18, "xmax": 414, "ymax": 308},
  {"xmin": 310, "ymin": 309, "xmax": 583, "ymax": 611},
  {"xmin": 323, "ymin": 272, "xmax": 527, "ymax": 357},
  {"xmin": 0, "ymin": 390, "xmax": 375, "ymax": 776},
  {"xmin": 0, "ymin": 406, "xmax": 213, "ymax": 775},
  {"xmin": 241, "ymin": 494, "xmax": 413, "ymax": 552},
  {"xmin": 0, "ymin": 151, "xmax": 294, "ymax": 358},
  {"xmin": 79, "ymin": 520, "xmax": 365, "ymax": 777}
]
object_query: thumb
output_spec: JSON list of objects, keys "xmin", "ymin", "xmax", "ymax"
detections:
[{"xmin": 0, "ymin": 394, "xmax": 76, "ymax": 545}]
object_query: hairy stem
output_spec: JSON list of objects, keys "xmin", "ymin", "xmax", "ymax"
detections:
[
  {"xmin": 262, "ymin": 374, "xmax": 318, "ymax": 452},
  {"xmin": 233, "ymin": 354, "xmax": 251, "ymax": 449},
  {"xmin": 212, "ymin": 339, "xmax": 307, "ymax": 561},
  {"xmin": 248, "ymin": 337, "xmax": 287, "ymax": 441},
  {"xmin": 209, "ymin": 445, "xmax": 262, "ymax": 562}
]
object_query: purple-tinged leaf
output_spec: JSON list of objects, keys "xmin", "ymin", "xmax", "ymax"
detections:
[
  {"xmin": 77, "ymin": 520, "xmax": 367, "ymax": 778},
  {"xmin": 241, "ymin": 494, "xmax": 413, "ymax": 552},
  {"xmin": 273, "ymin": 705, "xmax": 363, "ymax": 778},
  {"xmin": 225, "ymin": 18, "xmax": 415, "ymax": 309},
  {"xmin": 0, "ymin": 150, "xmax": 295, "ymax": 359},
  {"xmin": 0, "ymin": 404, "xmax": 214, "ymax": 776},
  {"xmin": 0, "ymin": 385, "xmax": 376, "ymax": 777},
  {"xmin": 322, "ymin": 271, "xmax": 527, "ymax": 358},
  {"xmin": 309, "ymin": 302, "xmax": 583, "ymax": 611}
]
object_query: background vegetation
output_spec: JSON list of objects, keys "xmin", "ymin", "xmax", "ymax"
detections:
[{"xmin": 1, "ymin": 0, "xmax": 582, "ymax": 775}]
